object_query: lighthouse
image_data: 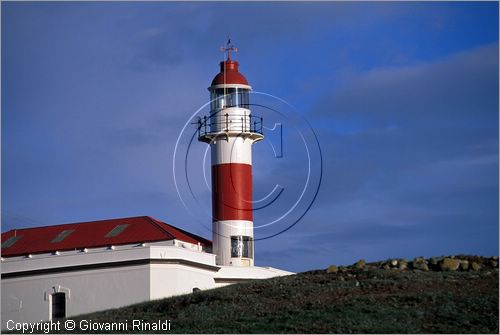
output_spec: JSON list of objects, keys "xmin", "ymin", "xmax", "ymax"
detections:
[
  {"xmin": 0, "ymin": 41, "xmax": 296, "ymax": 327},
  {"xmin": 198, "ymin": 41, "xmax": 263, "ymax": 267}
]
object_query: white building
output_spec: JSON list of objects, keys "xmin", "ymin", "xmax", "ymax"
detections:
[
  {"xmin": 1, "ymin": 216, "xmax": 292, "ymax": 327},
  {"xmin": 1, "ymin": 45, "xmax": 293, "ymax": 328}
]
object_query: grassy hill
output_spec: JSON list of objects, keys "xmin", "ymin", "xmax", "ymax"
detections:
[{"xmin": 50, "ymin": 256, "xmax": 499, "ymax": 333}]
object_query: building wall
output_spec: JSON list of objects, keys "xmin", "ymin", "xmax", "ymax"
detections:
[
  {"xmin": 2, "ymin": 264, "xmax": 150, "ymax": 327},
  {"xmin": 148, "ymin": 245, "xmax": 219, "ymax": 299},
  {"xmin": 150, "ymin": 264, "xmax": 216, "ymax": 300},
  {"xmin": 1, "ymin": 242, "xmax": 218, "ymax": 329}
]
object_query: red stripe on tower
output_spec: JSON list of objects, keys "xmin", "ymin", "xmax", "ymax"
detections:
[{"xmin": 211, "ymin": 163, "xmax": 253, "ymax": 222}]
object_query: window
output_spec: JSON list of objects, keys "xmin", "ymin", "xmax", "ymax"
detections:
[
  {"xmin": 1, "ymin": 235, "xmax": 22, "ymax": 249},
  {"xmin": 239, "ymin": 91, "xmax": 250, "ymax": 109},
  {"xmin": 231, "ymin": 236, "xmax": 253, "ymax": 258},
  {"xmin": 51, "ymin": 230, "xmax": 75, "ymax": 243},
  {"xmin": 210, "ymin": 88, "xmax": 250, "ymax": 111},
  {"xmin": 51, "ymin": 293, "xmax": 66, "ymax": 320},
  {"xmin": 105, "ymin": 224, "xmax": 129, "ymax": 238}
]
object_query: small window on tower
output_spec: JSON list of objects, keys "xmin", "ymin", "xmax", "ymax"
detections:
[{"xmin": 231, "ymin": 236, "xmax": 253, "ymax": 258}]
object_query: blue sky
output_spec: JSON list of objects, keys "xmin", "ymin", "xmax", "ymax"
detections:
[{"xmin": 2, "ymin": 1, "xmax": 498, "ymax": 272}]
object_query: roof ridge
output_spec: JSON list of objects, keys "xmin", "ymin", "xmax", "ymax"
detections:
[
  {"xmin": 2, "ymin": 216, "xmax": 152, "ymax": 234},
  {"xmin": 143, "ymin": 216, "xmax": 176, "ymax": 239},
  {"xmin": 145, "ymin": 217, "xmax": 211, "ymax": 245}
]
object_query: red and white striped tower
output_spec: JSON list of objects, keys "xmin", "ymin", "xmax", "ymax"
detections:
[{"xmin": 198, "ymin": 42, "xmax": 263, "ymax": 266}]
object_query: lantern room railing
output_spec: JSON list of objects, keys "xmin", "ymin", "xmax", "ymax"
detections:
[{"xmin": 196, "ymin": 113, "xmax": 263, "ymax": 139}]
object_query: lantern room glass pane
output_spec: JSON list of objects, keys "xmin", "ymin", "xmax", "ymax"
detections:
[{"xmin": 211, "ymin": 88, "xmax": 250, "ymax": 111}]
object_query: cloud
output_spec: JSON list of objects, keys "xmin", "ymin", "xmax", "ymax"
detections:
[
  {"xmin": 258, "ymin": 43, "xmax": 499, "ymax": 269},
  {"xmin": 314, "ymin": 43, "xmax": 498, "ymax": 126}
]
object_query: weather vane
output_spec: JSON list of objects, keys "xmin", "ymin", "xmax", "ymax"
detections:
[{"xmin": 220, "ymin": 37, "xmax": 237, "ymax": 60}]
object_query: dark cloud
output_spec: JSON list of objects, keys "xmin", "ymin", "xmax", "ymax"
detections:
[
  {"xmin": 314, "ymin": 44, "xmax": 498, "ymax": 124},
  {"xmin": 259, "ymin": 43, "xmax": 499, "ymax": 269}
]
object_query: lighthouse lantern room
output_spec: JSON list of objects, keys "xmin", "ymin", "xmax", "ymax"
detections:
[{"xmin": 198, "ymin": 40, "xmax": 263, "ymax": 267}]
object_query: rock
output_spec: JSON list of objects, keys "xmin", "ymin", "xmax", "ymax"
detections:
[
  {"xmin": 413, "ymin": 261, "xmax": 429, "ymax": 271},
  {"xmin": 414, "ymin": 257, "xmax": 425, "ymax": 263},
  {"xmin": 459, "ymin": 260, "xmax": 469, "ymax": 271},
  {"xmin": 439, "ymin": 258, "xmax": 460, "ymax": 271},
  {"xmin": 398, "ymin": 261, "xmax": 408, "ymax": 270},
  {"xmin": 354, "ymin": 259, "xmax": 366, "ymax": 269},
  {"xmin": 382, "ymin": 263, "xmax": 390, "ymax": 270},
  {"xmin": 428, "ymin": 257, "xmax": 439, "ymax": 270},
  {"xmin": 492, "ymin": 256, "xmax": 498, "ymax": 261},
  {"xmin": 471, "ymin": 261, "xmax": 481, "ymax": 271},
  {"xmin": 489, "ymin": 260, "xmax": 498, "ymax": 268},
  {"xmin": 327, "ymin": 265, "xmax": 338, "ymax": 273},
  {"xmin": 390, "ymin": 259, "xmax": 398, "ymax": 267}
]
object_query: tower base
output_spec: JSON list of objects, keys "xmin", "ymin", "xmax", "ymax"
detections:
[{"xmin": 214, "ymin": 266, "xmax": 295, "ymax": 287}]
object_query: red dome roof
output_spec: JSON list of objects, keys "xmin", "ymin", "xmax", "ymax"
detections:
[{"xmin": 211, "ymin": 60, "xmax": 249, "ymax": 86}]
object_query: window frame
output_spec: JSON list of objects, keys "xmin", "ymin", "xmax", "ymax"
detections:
[{"xmin": 230, "ymin": 235, "xmax": 254, "ymax": 259}]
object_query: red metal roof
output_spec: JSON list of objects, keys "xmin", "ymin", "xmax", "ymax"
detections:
[
  {"xmin": 211, "ymin": 60, "xmax": 249, "ymax": 86},
  {"xmin": 1, "ymin": 216, "xmax": 211, "ymax": 258}
]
